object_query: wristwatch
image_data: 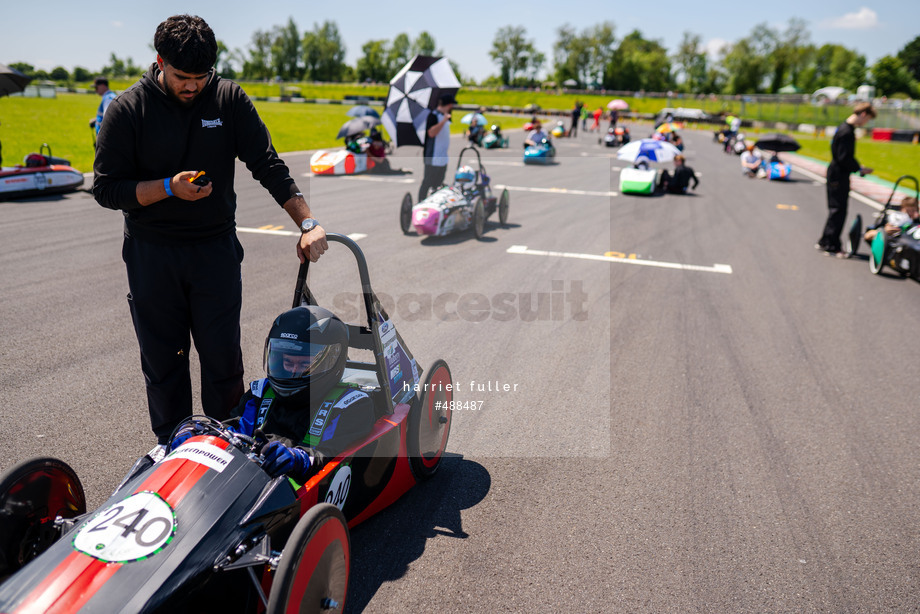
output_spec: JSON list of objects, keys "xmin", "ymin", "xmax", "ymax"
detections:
[{"xmin": 300, "ymin": 218, "xmax": 319, "ymax": 233}]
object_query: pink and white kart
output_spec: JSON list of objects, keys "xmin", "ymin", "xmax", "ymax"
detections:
[
  {"xmin": 310, "ymin": 149, "xmax": 377, "ymax": 176},
  {"xmin": 0, "ymin": 144, "xmax": 83, "ymax": 201},
  {"xmin": 400, "ymin": 147, "xmax": 509, "ymax": 240}
]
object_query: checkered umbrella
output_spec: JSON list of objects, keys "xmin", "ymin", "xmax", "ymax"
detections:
[
  {"xmin": 0, "ymin": 63, "xmax": 31, "ymax": 98},
  {"xmin": 381, "ymin": 55, "xmax": 460, "ymax": 148}
]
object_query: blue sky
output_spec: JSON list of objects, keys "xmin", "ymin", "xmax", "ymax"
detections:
[{"xmin": 1, "ymin": 1, "xmax": 916, "ymax": 81}]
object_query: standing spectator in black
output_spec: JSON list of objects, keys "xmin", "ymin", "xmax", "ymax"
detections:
[
  {"xmin": 570, "ymin": 101, "xmax": 582, "ymax": 138},
  {"xmin": 418, "ymin": 93, "xmax": 455, "ymax": 202},
  {"xmin": 816, "ymin": 102, "xmax": 876, "ymax": 256},
  {"xmin": 93, "ymin": 14, "xmax": 327, "ymax": 447}
]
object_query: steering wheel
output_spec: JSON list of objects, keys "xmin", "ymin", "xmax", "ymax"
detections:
[{"xmin": 167, "ymin": 415, "xmax": 257, "ymax": 453}]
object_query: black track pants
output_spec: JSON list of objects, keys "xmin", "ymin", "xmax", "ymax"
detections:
[
  {"xmin": 123, "ymin": 233, "xmax": 245, "ymax": 443},
  {"xmin": 418, "ymin": 164, "xmax": 447, "ymax": 202},
  {"xmin": 819, "ymin": 176, "xmax": 850, "ymax": 251}
]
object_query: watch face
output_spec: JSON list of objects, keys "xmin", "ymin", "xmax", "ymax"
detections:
[{"xmin": 301, "ymin": 219, "xmax": 316, "ymax": 232}]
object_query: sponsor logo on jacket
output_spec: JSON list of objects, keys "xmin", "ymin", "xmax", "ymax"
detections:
[{"xmin": 201, "ymin": 118, "xmax": 223, "ymax": 128}]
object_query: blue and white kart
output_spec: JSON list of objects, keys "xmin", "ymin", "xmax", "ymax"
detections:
[{"xmin": 523, "ymin": 139, "xmax": 556, "ymax": 165}]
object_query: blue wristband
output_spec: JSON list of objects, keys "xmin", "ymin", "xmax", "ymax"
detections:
[{"xmin": 164, "ymin": 177, "xmax": 173, "ymax": 197}]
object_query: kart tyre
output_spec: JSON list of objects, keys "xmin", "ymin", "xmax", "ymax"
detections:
[
  {"xmin": 400, "ymin": 192, "xmax": 413, "ymax": 235},
  {"xmin": 0, "ymin": 457, "xmax": 85, "ymax": 577},
  {"xmin": 473, "ymin": 196, "xmax": 485, "ymax": 240},
  {"xmin": 267, "ymin": 503, "xmax": 350, "ymax": 614},
  {"xmin": 409, "ymin": 359, "xmax": 453, "ymax": 480},
  {"xmin": 499, "ymin": 189, "xmax": 510, "ymax": 226},
  {"xmin": 869, "ymin": 241, "xmax": 886, "ymax": 275},
  {"xmin": 846, "ymin": 215, "xmax": 862, "ymax": 257}
]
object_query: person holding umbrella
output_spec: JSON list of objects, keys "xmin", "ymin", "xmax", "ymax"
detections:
[
  {"xmin": 419, "ymin": 93, "xmax": 456, "ymax": 201},
  {"xmin": 816, "ymin": 102, "xmax": 876, "ymax": 256}
]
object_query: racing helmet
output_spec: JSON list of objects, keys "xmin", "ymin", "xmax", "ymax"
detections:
[
  {"xmin": 454, "ymin": 164, "xmax": 476, "ymax": 190},
  {"xmin": 263, "ymin": 306, "xmax": 348, "ymax": 405}
]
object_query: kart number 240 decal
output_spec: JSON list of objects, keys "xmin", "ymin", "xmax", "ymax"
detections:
[{"xmin": 73, "ymin": 491, "xmax": 176, "ymax": 563}]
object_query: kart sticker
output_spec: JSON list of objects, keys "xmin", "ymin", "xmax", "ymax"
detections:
[
  {"xmin": 309, "ymin": 401, "xmax": 334, "ymax": 437},
  {"xmin": 334, "ymin": 389, "xmax": 366, "ymax": 410},
  {"xmin": 324, "ymin": 465, "xmax": 351, "ymax": 510},
  {"xmin": 73, "ymin": 491, "xmax": 176, "ymax": 563},
  {"xmin": 165, "ymin": 441, "xmax": 234, "ymax": 473}
]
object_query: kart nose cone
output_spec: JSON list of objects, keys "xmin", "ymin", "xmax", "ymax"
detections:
[{"xmin": 412, "ymin": 208, "xmax": 440, "ymax": 235}]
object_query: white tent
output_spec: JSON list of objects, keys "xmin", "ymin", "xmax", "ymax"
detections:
[{"xmin": 812, "ymin": 86, "xmax": 847, "ymax": 102}]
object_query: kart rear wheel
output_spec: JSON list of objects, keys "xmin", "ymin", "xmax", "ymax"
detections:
[
  {"xmin": 409, "ymin": 359, "xmax": 453, "ymax": 480},
  {"xmin": 400, "ymin": 192, "xmax": 413, "ymax": 235},
  {"xmin": 846, "ymin": 215, "xmax": 862, "ymax": 257},
  {"xmin": 472, "ymin": 196, "xmax": 485, "ymax": 240},
  {"xmin": 0, "ymin": 457, "xmax": 86, "ymax": 578},
  {"xmin": 267, "ymin": 503, "xmax": 350, "ymax": 614},
  {"xmin": 498, "ymin": 189, "xmax": 510, "ymax": 226}
]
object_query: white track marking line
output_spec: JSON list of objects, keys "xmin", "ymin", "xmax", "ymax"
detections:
[
  {"xmin": 791, "ymin": 164, "xmax": 882, "ymax": 211},
  {"xmin": 497, "ymin": 185, "xmax": 618, "ymax": 197},
  {"xmin": 507, "ymin": 245, "xmax": 733, "ymax": 274},
  {"xmin": 339, "ymin": 175, "xmax": 415, "ymax": 184},
  {"xmin": 238, "ymin": 227, "xmax": 366, "ymax": 241}
]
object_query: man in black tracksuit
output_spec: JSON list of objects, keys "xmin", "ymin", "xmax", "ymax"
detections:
[
  {"xmin": 93, "ymin": 15, "xmax": 329, "ymax": 445},
  {"xmin": 817, "ymin": 102, "xmax": 876, "ymax": 255}
]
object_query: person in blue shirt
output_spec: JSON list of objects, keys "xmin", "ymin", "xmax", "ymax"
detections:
[{"xmin": 90, "ymin": 77, "xmax": 117, "ymax": 136}]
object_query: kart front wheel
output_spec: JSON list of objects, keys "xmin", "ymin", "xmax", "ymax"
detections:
[
  {"xmin": 472, "ymin": 196, "xmax": 485, "ymax": 240},
  {"xmin": 400, "ymin": 192, "xmax": 413, "ymax": 235},
  {"xmin": 0, "ymin": 457, "xmax": 86, "ymax": 577},
  {"xmin": 869, "ymin": 235, "xmax": 887, "ymax": 275},
  {"xmin": 409, "ymin": 359, "xmax": 453, "ymax": 480},
  {"xmin": 267, "ymin": 503, "xmax": 350, "ymax": 614},
  {"xmin": 498, "ymin": 189, "xmax": 510, "ymax": 226}
]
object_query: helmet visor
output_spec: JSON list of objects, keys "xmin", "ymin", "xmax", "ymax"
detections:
[{"xmin": 264, "ymin": 338, "xmax": 342, "ymax": 381}]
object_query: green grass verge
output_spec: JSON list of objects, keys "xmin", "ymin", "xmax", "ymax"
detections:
[
  {"xmin": 2, "ymin": 91, "xmax": 914, "ymax": 184},
  {"xmin": 0, "ymin": 93, "xmax": 532, "ymax": 173}
]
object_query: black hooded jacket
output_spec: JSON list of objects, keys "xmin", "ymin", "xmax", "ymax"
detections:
[{"xmin": 93, "ymin": 64, "xmax": 300, "ymax": 243}]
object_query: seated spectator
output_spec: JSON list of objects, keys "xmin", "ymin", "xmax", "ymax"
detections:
[
  {"xmin": 657, "ymin": 155, "xmax": 699, "ymax": 194},
  {"xmin": 466, "ymin": 118, "xmax": 484, "ymax": 145},
  {"xmin": 367, "ymin": 128, "xmax": 391, "ymax": 173},
  {"xmin": 671, "ymin": 133, "xmax": 684, "ymax": 151},
  {"xmin": 740, "ymin": 144, "xmax": 764, "ymax": 178}
]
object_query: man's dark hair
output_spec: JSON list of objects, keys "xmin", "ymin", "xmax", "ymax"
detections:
[{"xmin": 154, "ymin": 14, "xmax": 217, "ymax": 74}]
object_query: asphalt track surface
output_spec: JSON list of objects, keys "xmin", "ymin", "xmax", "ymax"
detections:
[{"xmin": 2, "ymin": 125, "xmax": 920, "ymax": 613}]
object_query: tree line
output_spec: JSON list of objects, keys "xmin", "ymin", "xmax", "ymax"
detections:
[
  {"xmin": 8, "ymin": 17, "xmax": 920, "ymax": 98},
  {"xmin": 493, "ymin": 20, "xmax": 920, "ymax": 98}
]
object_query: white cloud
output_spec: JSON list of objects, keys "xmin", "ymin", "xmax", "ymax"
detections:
[
  {"xmin": 112, "ymin": 21, "xmax": 124, "ymax": 28},
  {"xmin": 703, "ymin": 38, "xmax": 729, "ymax": 59},
  {"xmin": 821, "ymin": 7, "xmax": 880, "ymax": 30}
]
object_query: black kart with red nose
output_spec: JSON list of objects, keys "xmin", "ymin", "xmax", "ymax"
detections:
[{"xmin": 0, "ymin": 234, "xmax": 453, "ymax": 613}]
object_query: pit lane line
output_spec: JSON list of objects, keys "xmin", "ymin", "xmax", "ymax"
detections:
[
  {"xmin": 238, "ymin": 227, "xmax": 367, "ymax": 241},
  {"xmin": 497, "ymin": 185, "xmax": 618, "ymax": 197},
  {"xmin": 507, "ymin": 245, "xmax": 733, "ymax": 274},
  {"xmin": 789, "ymin": 164, "xmax": 883, "ymax": 211}
]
